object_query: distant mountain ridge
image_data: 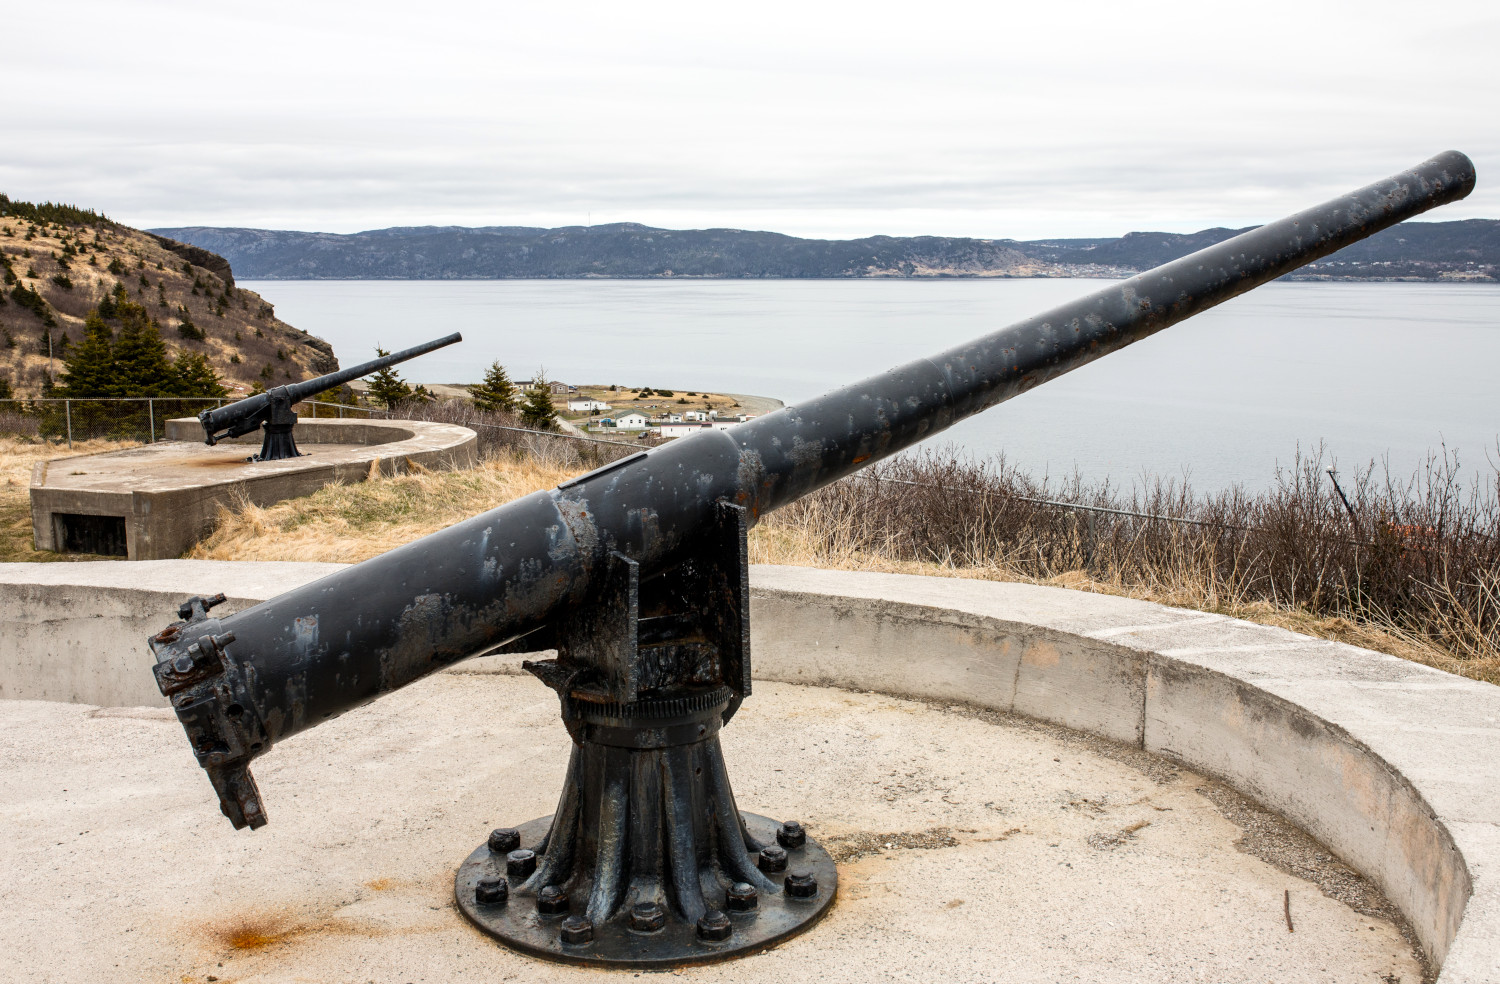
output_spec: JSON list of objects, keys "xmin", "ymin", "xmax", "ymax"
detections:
[{"xmin": 152, "ymin": 219, "xmax": 1500, "ymax": 282}]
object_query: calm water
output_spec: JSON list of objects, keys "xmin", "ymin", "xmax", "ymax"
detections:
[{"xmin": 241, "ymin": 279, "xmax": 1500, "ymax": 492}]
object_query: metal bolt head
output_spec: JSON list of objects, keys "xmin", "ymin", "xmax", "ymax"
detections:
[
  {"xmin": 506, "ymin": 848, "xmax": 537, "ymax": 878},
  {"xmin": 488, "ymin": 827, "xmax": 521, "ymax": 854},
  {"xmin": 629, "ymin": 901, "xmax": 666, "ymax": 933},
  {"xmin": 726, "ymin": 882, "xmax": 758, "ymax": 912},
  {"xmin": 785, "ymin": 870, "xmax": 818, "ymax": 899},
  {"xmin": 697, "ymin": 909, "xmax": 732, "ymax": 942},
  {"xmin": 475, "ymin": 877, "xmax": 508, "ymax": 905},
  {"xmin": 757, "ymin": 845, "xmax": 788, "ymax": 872},
  {"xmin": 537, "ymin": 885, "xmax": 570, "ymax": 915},
  {"xmin": 777, "ymin": 819, "xmax": 806, "ymax": 848},
  {"xmin": 559, "ymin": 914, "xmax": 593, "ymax": 945}
]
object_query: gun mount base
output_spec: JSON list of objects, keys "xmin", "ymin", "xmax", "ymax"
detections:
[
  {"xmin": 455, "ymin": 499, "xmax": 838, "ymax": 965},
  {"xmin": 453, "ymin": 711, "xmax": 846, "ymax": 966},
  {"xmin": 252, "ymin": 421, "xmax": 302, "ymax": 462}
]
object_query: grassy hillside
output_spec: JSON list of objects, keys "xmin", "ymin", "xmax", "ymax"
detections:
[{"xmin": 1, "ymin": 194, "xmax": 337, "ymax": 398}]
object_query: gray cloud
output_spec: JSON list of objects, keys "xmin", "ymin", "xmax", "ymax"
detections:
[{"xmin": 2, "ymin": 0, "xmax": 1494, "ymax": 239}]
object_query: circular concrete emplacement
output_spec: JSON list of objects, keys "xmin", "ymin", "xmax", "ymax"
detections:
[{"xmin": 0, "ymin": 674, "xmax": 1423, "ymax": 983}]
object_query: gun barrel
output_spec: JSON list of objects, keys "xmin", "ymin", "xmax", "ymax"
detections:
[
  {"xmin": 197, "ymin": 332, "xmax": 462, "ymax": 440},
  {"xmin": 282, "ymin": 331, "xmax": 463, "ymax": 404},
  {"xmin": 156, "ymin": 152, "xmax": 1474, "ymax": 827}
]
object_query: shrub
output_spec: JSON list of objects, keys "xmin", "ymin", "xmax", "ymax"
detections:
[
  {"xmin": 177, "ymin": 319, "xmax": 205, "ymax": 342},
  {"xmin": 50, "ymin": 273, "xmax": 73, "ymax": 290},
  {"xmin": 107, "ymin": 257, "xmax": 125, "ymax": 275}
]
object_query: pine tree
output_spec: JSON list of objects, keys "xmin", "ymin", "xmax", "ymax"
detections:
[
  {"xmin": 366, "ymin": 346, "xmax": 413, "ymax": 409},
  {"xmin": 111, "ymin": 299, "xmax": 174, "ymax": 395},
  {"xmin": 171, "ymin": 351, "xmax": 228, "ymax": 398},
  {"xmin": 56, "ymin": 314, "xmax": 116, "ymax": 397},
  {"xmin": 520, "ymin": 385, "xmax": 557, "ymax": 430},
  {"xmin": 469, "ymin": 360, "xmax": 519, "ymax": 414}
]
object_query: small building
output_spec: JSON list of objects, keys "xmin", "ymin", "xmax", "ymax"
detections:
[
  {"xmin": 659, "ymin": 421, "xmax": 712, "ymax": 439},
  {"xmin": 614, "ymin": 412, "xmax": 649, "ymax": 430},
  {"xmin": 567, "ymin": 399, "xmax": 611, "ymax": 412},
  {"xmin": 683, "ymin": 410, "xmax": 707, "ymax": 422}
]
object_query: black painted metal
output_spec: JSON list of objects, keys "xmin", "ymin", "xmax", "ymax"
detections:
[
  {"xmin": 196, "ymin": 331, "xmax": 462, "ymax": 461},
  {"xmin": 147, "ymin": 152, "xmax": 1475, "ymax": 964}
]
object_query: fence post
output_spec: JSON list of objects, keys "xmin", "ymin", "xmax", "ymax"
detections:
[
  {"xmin": 65, "ymin": 400, "xmax": 73, "ymax": 450},
  {"xmin": 148, "ymin": 399, "xmax": 155, "ymax": 443}
]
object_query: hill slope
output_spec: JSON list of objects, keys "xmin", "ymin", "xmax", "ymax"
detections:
[
  {"xmin": 2, "ymin": 196, "xmax": 337, "ymax": 398},
  {"xmin": 149, "ymin": 223, "xmax": 1055, "ymax": 280},
  {"xmin": 155, "ymin": 219, "xmax": 1500, "ymax": 282}
]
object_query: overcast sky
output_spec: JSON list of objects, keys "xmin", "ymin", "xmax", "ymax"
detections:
[{"xmin": 3, "ymin": 0, "xmax": 1495, "ymax": 240}]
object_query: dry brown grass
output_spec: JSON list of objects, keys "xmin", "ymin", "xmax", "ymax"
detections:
[
  {"xmin": 188, "ymin": 455, "xmax": 581, "ymax": 563},
  {"xmin": 749, "ymin": 512, "xmax": 1497, "ymax": 684},
  {"xmin": 0, "ymin": 436, "xmax": 140, "ymax": 562}
]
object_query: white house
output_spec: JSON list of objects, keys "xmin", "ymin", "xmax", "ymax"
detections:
[
  {"xmin": 683, "ymin": 410, "xmax": 707, "ymax": 422},
  {"xmin": 567, "ymin": 399, "xmax": 611, "ymax": 412},
  {"xmin": 614, "ymin": 412, "xmax": 649, "ymax": 430},
  {"xmin": 659, "ymin": 421, "xmax": 712, "ymax": 439}
]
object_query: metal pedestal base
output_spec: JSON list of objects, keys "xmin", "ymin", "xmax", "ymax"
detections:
[{"xmin": 457, "ymin": 812, "xmax": 836, "ymax": 967}]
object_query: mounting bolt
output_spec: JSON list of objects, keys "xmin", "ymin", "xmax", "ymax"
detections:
[
  {"xmin": 537, "ymin": 885, "xmax": 570, "ymax": 915},
  {"xmin": 506, "ymin": 848, "xmax": 537, "ymax": 878},
  {"xmin": 777, "ymin": 819, "xmax": 806, "ymax": 849},
  {"xmin": 726, "ymin": 882, "xmax": 758, "ymax": 911},
  {"xmin": 475, "ymin": 877, "xmax": 508, "ymax": 905},
  {"xmin": 757, "ymin": 845, "xmax": 788, "ymax": 872},
  {"xmin": 629, "ymin": 901, "xmax": 666, "ymax": 933},
  {"xmin": 785, "ymin": 870, "xmax": 819, "ymax": 899},
  {"xmin": 560, "ymin": 914, "xmax": 593, "ymax": 945},
  {"xmin": 697, "ymin": 909, "xmax": 732, "ymax": 942},
  {"xmin": 488, "ymin": 828, "xmax": 521, "ymax": 854}
]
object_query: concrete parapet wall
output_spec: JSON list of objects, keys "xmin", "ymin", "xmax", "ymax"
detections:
[
  {"xmin": 0, "ymin": 560, "xmax": 1495, "ymax": 982},
  {"xmin": 162, "ymin": 417, "xmax": 420, "ymax": 446}
]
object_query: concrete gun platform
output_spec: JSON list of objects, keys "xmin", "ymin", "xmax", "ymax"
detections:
[
  {"xmin": 2, "ymin": 675, "xmax": 1422, "ymax": 984},
  {"xmin": 2, "ymin": 561, "xmax": 1497, "ymax": 981},
  {"xmin": 28, "ymin": 418, "xmax": 476, "ymax": 560}
]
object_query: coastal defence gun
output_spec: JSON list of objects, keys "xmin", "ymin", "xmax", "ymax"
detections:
[
  {"xmin": 196, "ymin": 331, "xmax": 462, "ymax": 460},
  {"xmin": 149, "ymin": 152, "xmax": 1475, "ymax": 967}
]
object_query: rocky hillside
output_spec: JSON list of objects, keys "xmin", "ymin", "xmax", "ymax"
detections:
[
  {"xmin": 156, "ymin": 218, "xmax": 1499, "ymax": 283},
  {"xmin": 149, "ymin": 223, "xmax": 1055, "ymax": 279},
  {"xmin": 1, "ymin": 195, "xmax": 337, "ymax": 398}
]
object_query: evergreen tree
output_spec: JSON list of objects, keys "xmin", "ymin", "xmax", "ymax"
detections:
[
  {"xmin": 366, "ymin": 346, "xmax": 413, "ymax": 409},
  {"xmin": 520, "ymin": 382, "xmax": 557, "ymax": 430},
  {"xmin": 56, "ymin": 314, "xmax": 117, "ymax": 397},
  {"xmin": 469, "ymin": 360, "xmax": 519, "ymax": 414},
  {"xmin": 111, "ymin": 299, "xmax": 174, "ymax": 395},
  {"xmin": 171, "ymin": 351, "xmax": 228, "ymax": 399}
]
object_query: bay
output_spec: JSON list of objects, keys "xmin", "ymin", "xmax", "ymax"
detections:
[{"xmin": 241, "ymin": 279, "xmax": 1500, "ymax": 492}]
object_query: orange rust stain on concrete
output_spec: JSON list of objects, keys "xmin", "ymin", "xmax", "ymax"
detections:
[
  {"xmin": 364, "ymin": 878, "xmax": 396, "ymax": 891},
  {"xmin": 182, "ymin": 457, "xmax": 251, "ymax": 468}
]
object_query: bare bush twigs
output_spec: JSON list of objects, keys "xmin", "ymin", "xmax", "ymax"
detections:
[{"xmin": 755, "ymin": 445, "xmax": 1500, "ymax": 683}]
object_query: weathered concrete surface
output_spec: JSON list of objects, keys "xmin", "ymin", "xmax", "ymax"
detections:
[
  {"xmin": 748, "ymin": 566, "xmax": 1500, "ymax": 983},
  {"xmin": 0, "ymin": 676, "xmax": 1422, "ymax": 984},
  {"xmin": 29, "ymin": 418, "xmax": 476, "ymax": 560},
  {"xmin": 0, "ymin": 561, "xmax": 346, "ymax": 706},
  {"xmin": 1, "ymin": 560, "xmax": 1497, "ymax": 982}
]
